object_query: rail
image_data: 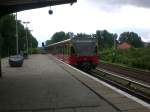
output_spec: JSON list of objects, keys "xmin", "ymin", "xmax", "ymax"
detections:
[
  {"xmin": 98, "ymin": 62, "xmax": 150, "ymax": 84},
  {"xmin": 91, "ymin": 68, "xmax": 150, "ymax": 103},
  {"xmin": 97, "ymin": 68, "xmax": 150, "ymax": 88}
]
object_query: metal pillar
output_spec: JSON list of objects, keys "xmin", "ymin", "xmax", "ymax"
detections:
[
  {"xmin": 0, "ymin": 27, "xmax": 2, "ymax": 78},
  {"xmin": 0, "ymin": 41, "xmax": 1, "ymax": 78},
  {"xmin": 0, "ymin": 15, "xmax": 2, "ymax": 77},
  {"xmin": 23, "ymin": 21, "xmax": 30, "ymax": 55},
  {"xmin": 0, "ymin": 58, "xmax": 1, "ymax": 77},
  {"xmin": 16, "ymin": 13, "xmax": 19, "ymax": 55}
]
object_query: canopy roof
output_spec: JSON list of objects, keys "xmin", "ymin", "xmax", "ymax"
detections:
[{"xmin": 0, "ymin": 0, "xmax": 77, "ymax": 16}]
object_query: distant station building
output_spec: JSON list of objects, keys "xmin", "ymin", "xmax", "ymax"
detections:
[{"xmin": 118, "ymin": 42, "xmax": 132, "ymax": 49}]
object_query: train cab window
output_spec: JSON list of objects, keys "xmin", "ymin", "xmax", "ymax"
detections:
[{"xmin": 71, "ymin": 46, "xmax": 75, "ymax": 55}]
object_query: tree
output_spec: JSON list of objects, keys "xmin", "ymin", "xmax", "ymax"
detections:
[
  {"xmin": 31, "ymin": 37, "xmax": 38, "ymax": 48},
  {"xmin": 46, "ymin": 40, "xmax": 52, "ymax": 46},
  {"xmin": 66, "ymin": 32, "xmax": 74, "ymax": 38},
  {"xmin": 96, "ymin": 30, "xmax": 117, "ymax": 49},
  {"xmin": 76, "ymin": 33, "xmax": 90, "ymax": 38},
  {"xmin": 51, "ymin": 31, "xmax": 66, "ymax": 43},
  {"xmin": 119, "ymin": 32, "xmax": 144, "ymax": 48},
  {"xmin": 46, "ymin": 31, "xmax": 71, "ymax": 45},
  {"xmin": 0, "ymin": 14, "xmax": 38, "ymax": 57},
  {"xmin": 0, "ymin": 14, "xmax": 16, "ymax": 56}
]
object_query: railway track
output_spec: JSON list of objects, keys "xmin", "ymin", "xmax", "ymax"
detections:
[
  {"xmin": 98, "ymin": 62, "xmax": 150, "ymax": 84},
  {"xmin": 90, "ymin": 67, "xmax": 150, "ymax": 104}
]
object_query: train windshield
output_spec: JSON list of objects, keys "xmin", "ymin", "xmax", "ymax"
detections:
[{"xmin": 73, "ymin": 42, "xmax": 96, "ymax": 56}]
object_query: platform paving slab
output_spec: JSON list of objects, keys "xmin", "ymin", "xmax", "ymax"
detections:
[{"xmin": 1, "ymin": 54, "xmax": 119, "ymax": 112}]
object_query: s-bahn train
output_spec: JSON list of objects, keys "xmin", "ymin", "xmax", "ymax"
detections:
[{"xmin": 47, "ymin": 37, "xmax": 99, "ymax": 71}]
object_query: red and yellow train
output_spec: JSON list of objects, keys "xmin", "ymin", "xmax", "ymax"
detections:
[{"xmin": 47, "ymin": 37, "xmax": 99, "ymax": 71}]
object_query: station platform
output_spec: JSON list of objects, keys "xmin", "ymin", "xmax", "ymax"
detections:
[{"xmin": 0, "ymin": 54, "xmax": 149, "ymax": 112}]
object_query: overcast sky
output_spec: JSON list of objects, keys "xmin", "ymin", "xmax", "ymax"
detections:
[{"xmin": 18, "ymin": 0, "xmax": 150, "ymax": 46}]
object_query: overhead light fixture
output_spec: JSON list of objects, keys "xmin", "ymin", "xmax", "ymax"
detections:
[{"xmin": 48, "ymin": 6, "xmax": 53, "ymax": 15}]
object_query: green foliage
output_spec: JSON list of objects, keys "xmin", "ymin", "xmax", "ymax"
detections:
[
  {"xmin": 96, "ymin": 30, "xmax": 117, "ymax": 49},
  {"xmin": 119, "ymin": 32, "xmax": 144, "ymax": 47},
  {"xmin": 51, "ymin": 31, "xmax": 67, "ymax": 43},
  {"xmin": 100, "ymin": 48, "xmax": 150, "ymax": 71},
  {"xmin": 46, "ymin": 39, "xmax": 52, "ymax": 45},
  {"xmin": 76, "ymin": 33, "xmax": 90, "ymax": 38},
  {"xmin": 31, "ymin": 37, "xmax": 38, "ymax": 48},
  {"xmin": 0, "ymin": 14, "xmax": 16, "ymax": 56},
  {"xmin": 29, "ymin": 48, "xmax": 39, "ymax": 54},
  {"xmin": 0, "ymin": 14, "xmax": 38, "ymax": 57},
  {"xmin": 46, "ymin": 31, "xmax": 72, "ymax": 45}
]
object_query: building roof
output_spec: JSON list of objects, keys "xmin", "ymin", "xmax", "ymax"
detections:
[
  {"xmin": 118, "ymin": 42, "xmax": 132, "ymax": 49},
  {"xmin": 0, "ymin": 0, "xmax": 77, "ymax": 16}
]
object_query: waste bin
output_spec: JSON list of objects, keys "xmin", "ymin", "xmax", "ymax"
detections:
[{"xmin": 9, "ymin": 55, "xmax": 24, "ymax": 67}]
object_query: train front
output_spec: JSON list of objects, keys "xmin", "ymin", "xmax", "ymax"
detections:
[{"xmin": 70, "ymin": 38, "xmax": 99, "ymax": 71}]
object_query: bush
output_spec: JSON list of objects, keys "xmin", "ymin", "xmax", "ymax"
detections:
[
  {"xmin": 99, "ymin": 48, "xmax": 150, "ymax": 71},
  {"xmin": 28, "ymin": 48, "xmax": 39, "ymax": 54}
]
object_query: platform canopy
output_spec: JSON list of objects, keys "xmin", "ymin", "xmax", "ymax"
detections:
[{"xmin": 0, "ymin": 0, "xmax": 77, "ymax": 16}]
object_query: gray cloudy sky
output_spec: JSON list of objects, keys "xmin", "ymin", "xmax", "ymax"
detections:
[
  {"xmin": 91, "ymin": 0, "xmax": 150, "ymax": 8},
  {"xmin": 18, "ymin": 0, "xmax": 150, "ymax": 46}
]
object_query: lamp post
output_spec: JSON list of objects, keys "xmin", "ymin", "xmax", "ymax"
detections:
[
  {"xmin": 113, "ymin": 34, "xmax": 117, "ymax": 50},
  {"xmin": 100, "ymin": 31, "xmax": 104, "ymax": 49},
  {"xmin": 29, "ymin": 30, "xmax": 33, "ymax": 54},
  {"xmin": 16, "ymin": 13, "xmax": 19, "ymax": 55},
  {"xmin": 112, "ymin": 34, "xmax": 117, "ymax": 63},
  {"xmin": 23, "ymin": 21, "xmax": 30, "ymax": 55}
]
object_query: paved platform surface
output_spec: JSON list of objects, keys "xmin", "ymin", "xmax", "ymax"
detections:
[{"xmin": 0, "ymin": 54, "xmax": 149, "ymax": 112}]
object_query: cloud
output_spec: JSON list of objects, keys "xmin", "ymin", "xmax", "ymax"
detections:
[
  {"xmin": 18, "ymin": 0, "xmax": 150, "ymax": 45},
  {"xmin": 88, "ymin": 0, "xmax": 150, "ymax": 11},
  {"xmin": 113, "ymin": 0, "xmax": 150, "ymax": 8}
]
